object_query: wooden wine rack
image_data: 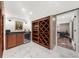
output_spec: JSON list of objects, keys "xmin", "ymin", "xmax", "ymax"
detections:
[
  {"xmin": 32, "ymin": 21, "xmax": 39, "ymax": 43},
  {"xmin": 32, "ymin": 16, "xmax": 50, "ymax": 49}
]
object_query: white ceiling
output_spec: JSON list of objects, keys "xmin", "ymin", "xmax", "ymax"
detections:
[{"xmin": 4, "ymin": 1, "xmax": 79, "ymax": 21}]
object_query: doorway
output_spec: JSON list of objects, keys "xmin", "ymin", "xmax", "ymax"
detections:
[
  {"xmin": 57, "ymin": 23, "xmax": 74, "ymax": 50},
  {"xmin": 56, "ymin": 12, "xmax": 76, "ymax": 51}
]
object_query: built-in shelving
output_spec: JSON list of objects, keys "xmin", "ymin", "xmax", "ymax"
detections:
[{"xmin": 32, "ymin": 16, "xmax": 50, "ymax": 49}]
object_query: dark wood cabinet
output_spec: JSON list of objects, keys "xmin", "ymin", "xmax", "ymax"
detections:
[
  {"xmin": 32, "ymin": 16, "xmax": 56, "ymax": 49},
  {"xmin": 7, "ymin": 34, "xmax": 16, "ymax": 48},
  {"xmin": 6, "ymin": 32, "xmax": 24, "ymax": 49},
  {"xmin": 32, "ymin": 16, "xmax": 50, "ymax": 49},
  {"xmin": 16, "ymin": 33, "xmax": 24, "ymax": 45}
]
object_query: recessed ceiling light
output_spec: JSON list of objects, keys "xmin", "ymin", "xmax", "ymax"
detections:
[
  {"xmin": 29, "ymin": 11, "xmax": 32, "ymax": 15},
  {"xmin": 62, "ymin": 16, "xmax": 65, "ymax": 18},
  {"xmin": 22, "ymin": 8, "xmax": 26, "ymax": 12}
]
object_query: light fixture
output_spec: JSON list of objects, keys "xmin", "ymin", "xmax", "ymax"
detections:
[
  {"xmin": 29, "ymin": 11, "xmax": 32, "ymax": 15},
  {"xmin": 22, "ymin": 8, "xmax": 26, "ymax": 12},
  {"xmin": 53, "ymin": 18, "xmax": 55, "ymax": 21},
  {"xmin": 62, "ymin": 16, "xmax": 65, "ymax": 19}
]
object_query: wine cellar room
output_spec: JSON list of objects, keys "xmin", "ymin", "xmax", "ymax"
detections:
[{"xmin": 2, "ymin": 1, "xmax": 79, "ymax": 58}]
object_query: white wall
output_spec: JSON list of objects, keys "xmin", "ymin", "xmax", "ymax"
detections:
[
  {"xmin": 78, "ymin": 10, "xmax": 79, "ymax": 53},
  {"xmin": 5, "ymin": 17, "xmax": 30, "ymax": 32},
  {"xmin": 57, "ymin": 12, "xmax": 74, "ymax": 25},
  {"xmin": 74, "ymin": 10, "xmax": 79, "ymax": 53}
]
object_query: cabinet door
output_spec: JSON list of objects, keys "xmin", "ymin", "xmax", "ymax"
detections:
[
  {"xmin": 16, "ymin": 33, "xmax": 24, "ymax": 45},
  {"xmin": 7, "ymin": 34, "xmax": 16, "ymax": 48}
]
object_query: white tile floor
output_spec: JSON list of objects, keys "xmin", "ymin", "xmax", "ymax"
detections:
[{"xmin": 3, "ymin": 42, "xmax": 79, "ymax": 58}]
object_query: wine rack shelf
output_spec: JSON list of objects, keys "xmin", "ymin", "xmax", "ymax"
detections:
[{"xmin": 32, "ymin": 16, "xmax": 50, "ymax": 49}]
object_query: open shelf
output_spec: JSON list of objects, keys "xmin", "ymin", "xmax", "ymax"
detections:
[{"xmin": 32, "ymin": 21, "xmax": 39, "ymax": 42}]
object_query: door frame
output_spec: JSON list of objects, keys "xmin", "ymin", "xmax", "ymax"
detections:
[{"xmin": 55, "ymin": 10, "xmax": 78, "ymax": 51}]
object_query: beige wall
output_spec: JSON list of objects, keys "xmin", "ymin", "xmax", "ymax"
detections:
[
  {"xmin": 50, "ymin": 16, "xmax": 56, "ymax": 50},
  {"xmin": 60, "ymin": 23, "xmax": 70, "ymax": 33}
]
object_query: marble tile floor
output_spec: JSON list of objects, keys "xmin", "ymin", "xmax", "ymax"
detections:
[
  {"xmin": 3, "ymin": 41, "xmax": 79, "ymax": 58},
  {"xmin": 57, "ymin": 37, "xmax": 74, "ymax": 50}
]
